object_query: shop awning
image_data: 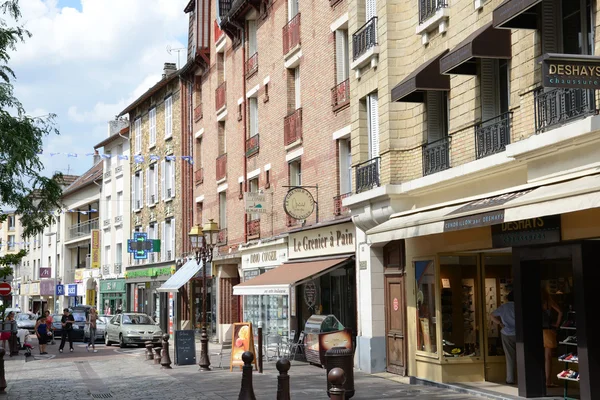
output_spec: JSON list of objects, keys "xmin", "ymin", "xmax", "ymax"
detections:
[
  {"xmin": 233, "ymin": 257, "xmax": 350, "ymax": 296},
  {"xmin": 440, "ymin": 22, "xmax": 512, "ymax": 75},
  {"xmin": 157, "ymin": 259, "xmax": 202, "ymax": 293},
  {"xmin": 391, "ymin": 50, "xmax": 450, "ymax": 103},
  {"xmin": 367, "ymin": 174, "xmax": 600, "ymax": 243},
  {"xmin": 492, "ymin": 0, "xmax": 541, "ymax": 30}
]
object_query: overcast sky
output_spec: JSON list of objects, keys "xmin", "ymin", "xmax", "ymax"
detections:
[{"xmin": 12, "ymin": 0, "xmax": 189, "ymax": 176}]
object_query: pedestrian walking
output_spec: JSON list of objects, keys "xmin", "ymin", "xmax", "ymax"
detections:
[
  {"xmin": 35, "ymin": 316, "xmax": 49, "ymax": 355},
  {"xmin": 59, "ymin": 308, "xmax": 75, "ymax": 353},
  {"xmin": 1, "ymin": 312, "xmax": 14, "ymax": 350},
  {"xmin": 44, "ymin": 310, "xmax": 55, "ymax": 345},
  {"xmin": 86, "ymin": 307, "xmax": 98, "ymax": 353},
  {"xmin": 491, "ymin": 291, "xmax": 516, "ymax": 384}
]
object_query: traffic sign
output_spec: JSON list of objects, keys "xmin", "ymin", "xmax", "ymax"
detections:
[{"xmin": 0, "ymin": 282, "xmax": 12, "ymax": 296}]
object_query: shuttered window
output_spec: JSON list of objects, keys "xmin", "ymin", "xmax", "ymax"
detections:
[
  {"xmin": 288, "ymin": 0, "xmax": 299, "ymax": 20},
  {"xmin": 366, "ymin": 0, "xmax": 376, "ymax": 21},
  {"xmin": 367, "ymin": 93, "xmax": 379, "ymax": 159},
  {"xmin": 149, "ymin": 108, "xmax": 156, "ymax": 147},
  {"xmin": 134, "ymin": 118, "xmax": 141, "ymax": 154},
  {"xmin": 165, "ymin": 96, "xmax": 173, "ymax": 139},
  {"xmin": 480, "ymin": 58, "xmax": 500, "ymax": 123},
  {"xmin": 542, "ymin": 0, "xmax": 561, "ymax": 54},
  {"xmin": 426, "ymin": 91, "xmax": 448, "ymax": 143},
  {"xmin": 335, "ymin": 30, "xmax": 349, "ymax": 84},
  {"xmin": 294, "ymin": 67, "xmax": 301, "ymax": 109},
  {"xmin": 248, "ymin": 20, "xmax": 257, "ymax": 56}
]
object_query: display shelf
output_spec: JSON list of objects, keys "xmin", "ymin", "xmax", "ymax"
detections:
[
  {"xmin": 559, "ymin": 341, "xmax": 578, "ymax": 346},
  {"xmin": 558, "ymin": 376, "xmax": 580, "ymax": 382},
  {"xmin": 560, "ymin": 326, "xmax": 576, "ymax": 330},
  {"xmin": 558, "ymin": 358, "xmax": 578, "ymax": 364}
]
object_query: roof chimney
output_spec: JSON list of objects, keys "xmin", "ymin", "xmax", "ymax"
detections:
[{"xmin": 163, "ymin": 63, "xmax": 178, "ymax": 79}]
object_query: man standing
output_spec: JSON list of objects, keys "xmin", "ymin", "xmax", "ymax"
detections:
[
  {"xmin": 59, "ymin": 308, "xmax": 75, "ymax": 353},
  {"xmin": 491, "ymin": 291, "xmax": 516, "ymax": 384}
]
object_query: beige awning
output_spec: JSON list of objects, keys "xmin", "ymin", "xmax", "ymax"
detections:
[
  {"xmin": 367, "ymin": 174, "xmax": 600, "ymax": 243},
  {"xmin": 233, "ymin": 257, "xmax": 350, "ymax": 296}
]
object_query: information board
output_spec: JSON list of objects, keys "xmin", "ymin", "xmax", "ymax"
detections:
[{"xmin": 174, "ymin": 330, "xmax": 196, "ymax": 366}]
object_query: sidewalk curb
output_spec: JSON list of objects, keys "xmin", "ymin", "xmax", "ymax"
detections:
[{"xmin": 409, "ymin": 377, "xmax": 521, "ymax": 400}]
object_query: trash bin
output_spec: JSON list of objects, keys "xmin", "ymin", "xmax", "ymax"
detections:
[{"xmin": 325, "ymin": 346, "xmax": 354, "ymax": 398}]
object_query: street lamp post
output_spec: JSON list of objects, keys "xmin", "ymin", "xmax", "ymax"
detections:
[{"xmin": 189, "ymin": 219, "xmax": 219, "ymax": 372}]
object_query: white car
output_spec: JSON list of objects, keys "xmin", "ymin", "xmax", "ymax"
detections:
[{"xmin": 104, "ymin": 313, "xmax": 162, "ymax": 348}]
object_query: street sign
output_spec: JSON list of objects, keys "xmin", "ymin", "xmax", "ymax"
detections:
[
  {"xmin": 66, "ymin": 284, "xmax": 77, "ymax": 297},
  {"xmin": 56, "ymin": 284, "xmax": 65, "ymax": 296},
  {"xmin": 0, "ymin": 282, "xmax": 11, "ymax": 296}
]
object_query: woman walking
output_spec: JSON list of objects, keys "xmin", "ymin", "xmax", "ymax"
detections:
[
  {"xmin": 1, "ymin": 312, "xmax": 14, "ymax": 350},
  {"xmin": 86, "ymin": 307, "xmax": 98, "ymax": 353},
  {"xmin": 44, "ymin": 311, "xmax": 55, "ymax": 345},
  {"xmin": 35, "ymin": 315, "xmax": 49, "ymax": 355}
]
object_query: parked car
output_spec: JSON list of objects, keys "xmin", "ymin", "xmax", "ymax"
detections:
[
  {"xmin": 83, "ymin": 315, "xmax": 108, "ymax": 342},
  {"xmin": 15, "ymin": 312, "xmax": 36, "ymax": 334},
  {"xmin": 69, "ymin": 308, "xmax": 87, "ymax": 341},
  {"xmin": 51, "ymin": 314, "xmax": 63, "ymax": 339},
  {"xmin": 104, "ymin": 313, "xmax": 162, "ymax": 348}
]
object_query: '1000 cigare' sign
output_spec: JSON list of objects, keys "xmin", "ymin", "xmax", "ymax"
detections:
[{"xmin": 542, "ymin": 53, "xmax": 600, "ymax": 89}]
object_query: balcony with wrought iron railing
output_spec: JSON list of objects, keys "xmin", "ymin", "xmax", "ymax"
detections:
[
  {"xmin": 331, "ymin": 79, "xmax": 350, "ymax": 112},
  {"xmin": 423, "ymin": 136, "xmax": 451, "ymax": 176},
  {"xmin": 67, "ymin": 218, "xmax": 100, "ymax": 241},
  {"xmin": 284, "ymin": 108, "xmax": 302, "ymax": 145},
  {"xmin": 216, "ymin": 82, "xmax": 227, "ymax": 112},
  {"xmin": 195, "ymin": 168, "xmax": 204, "ymax": 185},
  {"xmin": 534, "ymin": 87, "xmax": 596, "ymax": 134},
  {"xmin": 283, "ymin": 13, "xmax": 301, "ymax": 56},
  {"xmin": 216, "ymin": 154, "xmax": 227, "ymax": 181},
  {"xmin": 355, "ymin": 157, "xmax": 380, "ymax": 194},
  {"xmin": 352, "ymin": 17, "xmax": 378, "ymax": 62},
  {"xmin": 218, "ymin": 0, "xmax": 232, "ymax": 17},
  {"xmin": 247, "ymin": 219, "xmax": 260, "ymax": 238},
  {"xmin": 246, "ymin": 53, "xmax": 258, "ymax": 78},
  {"xmin": 194, "ymin": 103, "xmax": 203, "ymax": 122},
  {"xmin": 419, "ymin": 0, "xmax": 448, "ymax": 24},
  {"xmin": 246, "ymin": 134, "xmax": 259, "ymax": 157},
  {"xmin": 333, "ymin": 193, "xmax": 351, "ymax": 216},
  {"xmin": 217, "ymin": 228, "xmax": 228, "ymax": 246},
  {"xmin": 475, "ymin": 112, "xmax": 512, "ymax": 160}
]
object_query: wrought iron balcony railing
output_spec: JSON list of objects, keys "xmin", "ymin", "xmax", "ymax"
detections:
[
  {"xmin": 247, "ymin": 219, "xmax": 260, "ymax": 238},
  {"xmin": 475, "ymin": 112, "xmax": 511, "ymax": 159},
  {"xmin": 246, "ymin": 134, "xmax": 259, "ymax": 157},
  {"xmin": 534, "ymin": 87, "xmax": 596, "ymax": 134},
  {"xmin": 419, "ymin": 0, "xmax": 448, "ymax": 24},
  {"xmin": 283, "ymin": 13, "xmax": 301, "ymax": 55},
  {"xmin": 355, "ymin": 157, "xmax": 380, "ymax": 193},
  {"xmin": 218, "ymin": 0, "xmax": 232, "ymax": 18},
  {"xmin": 331, "ymin": 79, "xmax": 350, "ymax": 111},
  {"xmin": 216, "ymin": 82, "xmax": 227, "ymax": 111},
  {"xmin": 284, "ymin": 108, "xmax": 302, "ymax": 145},
  {"xmin": 194, "ymin": 104, "xmax": 203, "ymax": 121},
  {"xmin": 67, "ymin": 218, "xmax": 100, "ymax": 240},
  {"xmin": 333, "ymin": 192, "xmax": 351, "ymax": 216},
  {"xmin": 216, "ymin": 153, "xmax": 227, "ymax": 181},
  {"xmin": 246, "ymin": 52, "xmax": 258, "ymax": 77},
  {"xmin": 352, "ymin": 17, "xmax": 377, "ymax": 61},
  {"xmin": 422, "ymin": 136, "xmax": 451, "ymax": 176}
]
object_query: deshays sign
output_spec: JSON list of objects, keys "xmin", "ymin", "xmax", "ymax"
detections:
[{"xmin": 542, "ymin": 53, "xmax": 600, "ymax": 89}]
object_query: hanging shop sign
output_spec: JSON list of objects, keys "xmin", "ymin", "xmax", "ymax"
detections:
[
  {"xmin": 66, "ymin": 284, "xmax": 77, "ymax": 297},
  {"xmin": 491, "ymin": 215, "xmax": 561, "ymax": 248},
  {"xmin": 39, "ymin": 267, "xmax": 51, "ymax": 278},
  {"xmin": 288, "ymin": 222, "xmax": 354, "ymax": 259},
  {"xmin": 304, "ymin": 281, "xmax": 317, "ymax": 308},
  {"xmin": 245, "ymin": 192, "xmax": 270, "ymax": 214},
  {"xmin": 541, "ymin": 53, "xmax": 600, "ymax": 89},
  {"xmin": 283, "ymin": 187, "xmax": 315, "ymax": 220},
  {"xmin": 127, "ymin": 232, "xmax": 161, "ymax": 260},
  {"xmin": 91, "ymin": 229, "xmax": 101, "ymax": 269},
  {"xmin": 124, "ymin": 266, "xmax": 175, "ymax": 279}
]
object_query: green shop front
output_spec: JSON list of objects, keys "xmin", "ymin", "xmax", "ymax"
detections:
[
  {"xmin": 125, "ymin": 265, "xmax": 175, "ymax": 335},
  {"xmin": 99, "ymin": 279, "xmax": 127, "ymax": 316}
]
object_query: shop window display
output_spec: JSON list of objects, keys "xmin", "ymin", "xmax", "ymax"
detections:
[
  {"xmin": 243, "ymin": 294, "xmax": 289, "ymax": 342},
  {"xmin": 484, "ymin": 255, "xmax": 513, "ymax": 357},
  {"xmin": 416, "ymin": 260, "xmax": 437, "ymax": 354},
  {"xmin": 439, "ymin": 256, "xmax": 479, "ymax": 357}
]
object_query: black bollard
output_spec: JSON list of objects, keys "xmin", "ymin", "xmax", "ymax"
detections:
[
  {"xmin": 154, "ymin": 347, "xmax": 162, "ymax": 365},
  {"xmin": 145, "ymin": 341, "xmax": 154, "ymax": 361},
  {"xmin": 257, "ymin": 323, "xmax": 263, "ymax": 374},
  {"xmin": 238, "ymin": 351, "xmax": 256, "ymax": 400},
  {"xmin": 328, "ymin": 368, "xmax": 346, "ymax": 400},
  {"xmin": 160, "ymin": 334, "xmax": 172, "ymax": 369},
  {"xmin": 0, "ymin": 348, "xmax": 6, "ymax": 393},
  {"xmin": 276, "ymin": 358, "xmax": 291, "ymax": 400},
  {"xmin": 9, "ymin": 329, "xmax": 18, "ymax": 356}
]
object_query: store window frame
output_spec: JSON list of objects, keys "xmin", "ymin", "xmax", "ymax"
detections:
[{"xmin": 414, "ymin": 256, "xmax": 441, "ymax": 360}]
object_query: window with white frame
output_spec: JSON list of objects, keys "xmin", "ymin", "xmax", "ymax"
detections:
[
  {"xmin": 105, "ymin": 151, "xmax": 112, "ymax": 171},
  {"xmin": 289, "ymin": 159, "xmax": 301, "ymax": 187},
  {"xmin": 161, "ymin": 219, "xmax": 175, "ymax": 261},
  {"xmin": 219, "ymin": 192, "xmax": 227, "ymax": 230},
  {"xmin": 104, "ymin": 245, "xmax": 111, "ymax": 267},
  {"xmin": 339, "ymin": 139, "xmax": 352, "ymax": 195},
  {"xmin": 148, "ymin": 223, "xmax": 156, "ymax": 263},
  {"xmin": 249, "ymin": 97, "xmax": 259, "ymax": 138},
  {"xmin": 294, "ymin": 67, "xmax": 301, "ymax": 109},
  {"xmin": 115, "ymin": 243, "xmax": 122, "ymax": 272},
  {"xmin": 149, "ymin": 107, "xmax": 157, "ymax": 147},
  {"xmin": 367, "ymin": 93, "xmax": 380, "ymax": 160},
  {"xmin": 165, "ymin": 96, "xmax": 173, "ymax": 139},
  {"xmin": 134, "ymin": 118, "xmax": 141, "ymax": 154},
  {"xmin": 105, "ymin": 195, "xmax": 112, "ymax": 220},
  {"xmin": 249, "ymin": 178, "xmax": 259, "ymax": 221},
  {"xmin": 335, "ymin": 30, "xmax": 349, "ymax": 84},
  {"xmin": 161, "ymin": 159, "xmax": 175, "ymax": 200},
  {"xmin": 132, "ymin": 172, "xmax": 143, "ymax": 210},
  {"xmin": 248, "ymin": 19, "xmax": 257, "ymax": 57},
  {"xmin": 147, "ymin": 164, "xmax": 159, "ymax": 205},
  {"xmin": 117, "ymin": 191, "xmax": 123, "ymax": 217},
  {"xmin": 288, "ymin": 0, "xmax": 299, "ymax": 20},
  {"xmin": 117, "ymin": 144, "xmax": 124, "ymax": 166}
]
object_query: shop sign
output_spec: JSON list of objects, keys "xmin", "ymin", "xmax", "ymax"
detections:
[
  {"xmin": 243, "ymin": 269, "xmax": 263, "ymax": 282},
  {"xmin": 491, "ymin": 215, "xmax": 561, "ymax": 248},
  {"xmin": 40, "ymin": 280, "xmax": 54, "ymax": 296},
  {"xmin": 283, "ymin": 187, "xmax": 315, "ymax": 220},
  {"xmin": 304, "ymin": 281, "xmax": 317, "ymax": 308},
  {"xmin": 29, "ymin": 282, "xmax": 40, "ymax": 296},
  {"xmin": 124, "ymin": 266, "xmax": 175, "ymax": 279},
  {"xmin": 245, "ymin": 192, "xmax": 269, "ymax": 214},
  {"xmin": 393, "ymin": 297, "xmax": 399, "ymax": 311},
  {"xmin": 91, "ymin": 229, "xmax": 101, "ymax": 269},
  {"xmin": 20, "ymin": 283, "xmax": 29, "ymax": 296},
  {"xmin": 56, "ymin": 284, "xmax": 64, "ymax": 296},
  {"xmin": 39, "ymin": 267, "xmax": 51, "ymax": 278},
  {"xmin": 542, "ymin": 54, "xmax": 600, "ymax": 89},
  {"xmin": 444, "ymin": 210, "xmax": 505, "ymax": 232},
  {"xmin": 66, "ymin": 284, "xmax": 77, "ymax": 297},
  {"xmin": 289, "ymin": 222, "xmax": 355, "ymax": 259},
  {"xmin": 100, "ymin": 279, "xmax": 126, "ymax": 293},
  {"xmin": 74, "ymin": 269, "xmax": 85, "ymax": 282}
]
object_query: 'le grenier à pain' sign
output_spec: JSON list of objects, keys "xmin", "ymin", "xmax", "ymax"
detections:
[
  {"xmin": 542, "ymin": 53, "xmax": 600, "ymax": 90},
  {"xmin": 288, "ymin": 222, "xmax": 355, "ymax": 259}
]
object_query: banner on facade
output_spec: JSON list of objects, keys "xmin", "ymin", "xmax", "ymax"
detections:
[
  {"xmin": 245, "ymin": 192, "xmax": 269, "ymax": 214},
  {"xmin": 91, "ymin": 229, "xmax": 101, "ymax": 268},
  {"xmin": 40, "ymin": 280, "xmax": 54, "ymax": 296},
  {"xmin": 39, "ymin": 267, "xmax": 52, "ymax": 278}
]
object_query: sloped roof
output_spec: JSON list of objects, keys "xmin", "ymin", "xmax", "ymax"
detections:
[
  {"xmin": 94, "ymin": 126, "xmax": 130, "ymax": 150},
  {"xmin": 118, "ymin": 72, "xmax": 181, "ymax": 117},
  {"xmin": 184, "ymin": 0, "xmax": 195, "ymax": 12},
  {"xmin": 62, "ymin": 162, "xmax": 103, "ymax": 196}
]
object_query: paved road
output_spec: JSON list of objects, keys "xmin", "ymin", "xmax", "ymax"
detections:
[{"xmin": 3, "ymin": 338, "xmax": 481, "ymax": 400}]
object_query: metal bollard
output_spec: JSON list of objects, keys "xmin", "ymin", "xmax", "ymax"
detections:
[
  {"xmin": 160, "ymin": 334, "xmax": 172, "ymax": 369},
  {"xmin": 9, "ymin": 330, "xmax": 18, "ymax": 356},
  {"xmin": 257, "ymin": 322, "xmax": 263, "ymax": 374},
  {"xmin": 0, "ymin": 348, "xmax": 6, "ymax": 393},
  {"xmin": 328, "ymin": 368, "xmax": 346, "ymax": 400},
  {"xmin": 276, "ymin": 358, "xmax": 291, "ymax": 400},
  {"xmin": 238, "ymin": 351, "xmax": 256, "ymax": 400},
  {"xmin": 154, "ymin": 347, "xmax": 162, "ymax": 365},
  {"xmin": 145, "ymin": 341, "xmax": 154, "ymax": 361},
  {"xmin": 325, "ymin": 347, "xmax": 354, "ymax": 398}
]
